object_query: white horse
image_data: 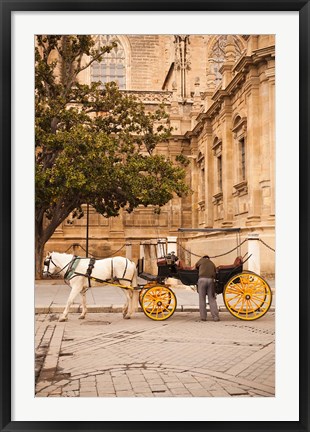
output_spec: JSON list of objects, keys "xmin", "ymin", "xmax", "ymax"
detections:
[{"xmin": 43, "ymin": 252, "xmax": 139, "ymax": 322}]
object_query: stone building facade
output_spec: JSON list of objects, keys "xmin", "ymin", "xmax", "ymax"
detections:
[{"xmin": 46, "ymin": 34, "xmax": 275, "ymax": 275}]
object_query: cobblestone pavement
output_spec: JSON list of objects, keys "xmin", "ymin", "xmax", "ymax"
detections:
[{"xmin": 35, "ymin": 311, "xmax": 275, "ymax": 398}]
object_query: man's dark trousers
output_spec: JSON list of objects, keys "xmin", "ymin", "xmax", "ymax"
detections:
[{"xmin": 198, "ymin": 277, "xmax": 219, "ymax": 320}]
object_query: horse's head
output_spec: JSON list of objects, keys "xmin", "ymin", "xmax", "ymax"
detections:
[{"xmin": 43, "ymin": 252, "xmax": 58, "ymax": 277}]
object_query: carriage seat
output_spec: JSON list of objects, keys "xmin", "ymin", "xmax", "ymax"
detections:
[
  {"xmin": 157, "ymin": 257, "xmax": 168, "ymax": 266},
  {"xmin": 176, "ymin": 260, "xmax": 194, "ymax": 271},
  {"xmin": 216, "ymin": 256, "xmax": 243, "ymax": 271},
  {"xmin": 139, "ymin": 272, "xmax": 158, "ymax": 282}
]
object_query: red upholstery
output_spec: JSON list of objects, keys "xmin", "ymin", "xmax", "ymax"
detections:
[
  {"xmin": 177, "ymin": 260, "xmax": 194, "ymax": 270},
  {"xmin": 216, "ymin": 256, "xmax": 243, "ymax": 271}
]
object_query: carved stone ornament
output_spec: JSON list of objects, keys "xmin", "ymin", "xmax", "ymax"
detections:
[
  {"xmin": 232, "ymin": 116, "xmax": 247, "ymax": 133},
  {"xmin": 212, "ymin": 191, "xmax": 223, "ymax": 205},
  {"xmin": 233, "ymin": 180, "xmax": 248, "ymax": 196},
  {"xmin": 123, "ymin": 90, "xmax": 172, "ymax": 105},
  {"xmin": 212, "ymin": 140, "xmax": 222, "ymax": 156}
]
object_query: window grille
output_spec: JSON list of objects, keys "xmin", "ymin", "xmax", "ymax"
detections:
[{"xmin": 210, "ymin": 36, "xmax": 244, "ymax": 85}]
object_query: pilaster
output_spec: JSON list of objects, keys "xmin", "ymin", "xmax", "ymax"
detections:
[
  {"xmin": 205, "ymin": 122, "xmax": 214, "ymax": 227},
  {"xmin": 190, "ymin": 77, "xmax": 203, "ymax": 129},
  {"xmin": 267, "ymin": 60, "xmax": 275, "ymax": 218},
  {"xmin": 245, "ymin": 67, "xmax": 262, "ymax": 225},
  {"xmin": 220, "ymin": 35, "xmax": 235, "ymax": 89},
  {"xmin": 259, "ymin": 67, "xmax": 272, "ymax": 219},
  {"xmin": 220, "ymin": 99, "xmax": 234, "ymax": 226}
]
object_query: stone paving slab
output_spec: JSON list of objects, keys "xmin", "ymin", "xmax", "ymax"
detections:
[{"xmin": 35, "ymin": 311, "xmax": 275, "ymax": 398}]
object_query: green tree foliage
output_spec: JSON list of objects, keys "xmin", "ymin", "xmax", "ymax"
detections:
[{"xmin": 35, "ymin": 35, "xmax": 189, "ymax": 277}]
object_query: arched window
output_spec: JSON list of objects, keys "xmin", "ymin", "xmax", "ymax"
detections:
[
  {"xmin": 91, "ymin": 35, "xmax": 126, "ymax": 89},
  {"xmin": 209, "ymin": 36, "xmax": 245, "ymax": 86}
]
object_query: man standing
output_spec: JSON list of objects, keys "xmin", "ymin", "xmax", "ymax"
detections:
[{"xmin": 195, "ymin": 255, "xmax": 220, "ymax": 322}]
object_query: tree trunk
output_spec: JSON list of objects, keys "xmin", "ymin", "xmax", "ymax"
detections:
[
  {"xmin": 35, "ymin": 207, "xmax": 71, "ymax": 279},
  {"xmin": 35, "ymin": 237, "xmax": 46, "ymax": 280},
  {"xmin": 35, "ymin": 214, "xmax": 47, "ymax": 280}
]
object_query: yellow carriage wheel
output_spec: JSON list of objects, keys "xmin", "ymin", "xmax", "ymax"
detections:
[
  {"xmin": 142, "ymin": 285, "xmax": 177, "ymax": 321},
  {"xmin": 223, "ymin": 272, "xmax": 272, "ymax": 321},
  {"xmin": 139, "ymin": 283, "xmax": 161, "ymax": 307}
]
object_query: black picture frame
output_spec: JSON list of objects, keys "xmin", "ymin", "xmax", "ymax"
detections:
[{"xmin": 1, "ymin": 1, "xmax": 309, "ymax": 431}]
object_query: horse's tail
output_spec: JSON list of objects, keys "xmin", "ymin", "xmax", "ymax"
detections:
[{"xmin": 131, "ymin": 261, "xmax": 138, "ymax": 288}]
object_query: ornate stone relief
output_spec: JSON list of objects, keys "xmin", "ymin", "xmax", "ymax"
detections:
[
  {"xmin": 208, "ymin": 36, "xmax": 244, "ymax": 86},
  {"xmin": 123, "ymin": 90, "xmax": 172, "ymax": 105},
  {"xmin": 233, "ymin": 180, "xmax": 248, "ymax": 197},
  {"xmin": 174, "ymin": 35, "xmax": 191, "ymax": 99}
]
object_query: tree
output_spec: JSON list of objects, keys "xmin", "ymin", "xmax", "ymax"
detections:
[{"xmin": 35, "ymin": 35, "xmax": 189, "ymax": 278}]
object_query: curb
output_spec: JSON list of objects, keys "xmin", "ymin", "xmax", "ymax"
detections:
[{"xmin": 35, "ymin": 305, "xmax": 275, "ymax": 314}]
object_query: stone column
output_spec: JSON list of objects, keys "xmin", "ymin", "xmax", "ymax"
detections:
[
  {"xmin": 149, "ymin": 240, "xmax": 158, "ymax": 275},
  {"xmin": 174, "ymin": 35, "xmax": 190, "ymax": 100},
  {"xmin": 267, "ymin": 60, "xmax": 275, "ymax": 217},
  {"xmin": 189, "ymin": 143, "xmax": 199, "ymax": 228},
  {"xmin": 125, "ymin": 242, "xmax": 132, "ymax": 260},
  {"xmin": 247, "ymin": 233, "xmax": 261, "ymax": 274},
  {"xmin": 72, "ymin": 243, "xmax": 80, "ymax": 255},
  {"xmin": 140, "ymin": 242, "xmax": 151, "ymax": 274},
  {"xmin": 169, "ymin": 82, "xmax": 182, "ymax": 134},
  {"xmin": 246, "ymin": 35, "xmax": 258, "ymax": 56},
  {"xmin": 205, "ymin": 122, "xmax": 214, "ymax": 227},
  {"xmin": 139, "ymin": 243, "xmax": 145, "ymax": 260},
  {"xmin": 218, "ymin": 36, "xmax": 235, "ymax": 226},
  {"xmin": 259, "ymin": 69, "xmax": 272, "ymax": 219},
  {"xmin": 220, "ymin": 99, "xmax": 234, "ymax": 226},
  {"xmin": 245, "ymin": 67, "xmax": 261, "ymax": 224},
  {"xmin": 204, "ymin": 62, "xmax": 216, "ymax": 111},
  {"xmin": 191, "ymin": 77, "xmax": 203, "ymax": 129},
  {"xmin": 220, "ymin": 35, "xmax": 235, "ymax": 89}
]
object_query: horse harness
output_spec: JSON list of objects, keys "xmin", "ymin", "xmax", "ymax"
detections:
[{"xmin": 66, "ymin": 256, "xmax": 133, "ymax": 288}]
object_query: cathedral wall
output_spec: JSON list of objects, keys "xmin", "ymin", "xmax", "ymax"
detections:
[
  {"xmin": 127, "ymin": 35, "xmax": 168, "ymax": 90},
  {"xmin": 44, "ymin": 34, "xmax": 275, "ymax": 276}
]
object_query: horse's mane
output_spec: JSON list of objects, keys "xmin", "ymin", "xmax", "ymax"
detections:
[
  {"xmin": 51, "ymin": 252, "xmax": 132, "ymax": 263},
  {"xmin": 51, "ymin": 251, "xmax": 75, "ymax": 259}
]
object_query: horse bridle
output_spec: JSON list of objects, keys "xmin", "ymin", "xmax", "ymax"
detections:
[
  {"xmin": 43, "ymin": 255, "xmax": 55, "ymax": 276},
  {"xmin": 43, "ymin": 255, "xmax": 72, "ymax": 277}
]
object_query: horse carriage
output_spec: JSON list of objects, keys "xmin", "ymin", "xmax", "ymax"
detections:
[
  {"xmin": 43, "ymin": 227, "xmax": 272, "ymax": 322},
  {"xmin": 138, "ymin": 252, "xmax": 272, "ymax": 321}
]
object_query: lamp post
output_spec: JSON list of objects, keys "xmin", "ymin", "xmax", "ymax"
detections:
[{"xmin": 86, "ymin": 203, "xmax": 89, "ymax": 258}]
